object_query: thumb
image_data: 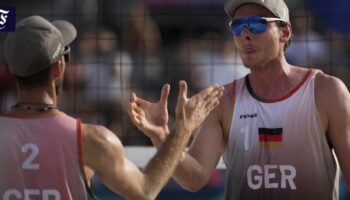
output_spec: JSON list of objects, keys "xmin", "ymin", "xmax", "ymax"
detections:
[
  {"xmin": 130, "ymin": 92, "xmax": 136, "ymax": 102},
  {"xmin": 133, "ymin": 93, "xmax": 148, "ymax": 106},
  {"xmin": 159, "ymin": 84, "xmax": 170, "ymax": 106}
]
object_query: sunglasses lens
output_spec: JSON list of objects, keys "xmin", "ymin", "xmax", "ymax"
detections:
[
  {"xmin": 249, "ymin": 21, "xmax": 267, "ymax": 34},
  {"xmin": 231, "ymin": 16, "xmax": 267, "ymax": 36},
  {"xmin": 63, "ymin": 46, "xmax": 70, "ymax": 62},
  {"xmin": 231, "ymin": 22, "xmax": 245, "ymax": 36}
]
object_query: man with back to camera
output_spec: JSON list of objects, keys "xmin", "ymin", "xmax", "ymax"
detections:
[
  {"xmin": 0, "ymin": 15, "xmax": 224, "ymax": 200},
  {"xmin": 129, "ymin": 0, "xmax": 350, "ymax": 199}
]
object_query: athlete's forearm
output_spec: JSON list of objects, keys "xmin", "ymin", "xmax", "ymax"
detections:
[
  {"xmin": 172, "ymin": 152, "xmax": 211, "ymax": 192},
  {"xmin": 150, "ymin": 126, "xmax": 170, "ymax": 149},
  {"xmin": 142, "ymin": 119, "xmax": 193, "ymax": 199}
]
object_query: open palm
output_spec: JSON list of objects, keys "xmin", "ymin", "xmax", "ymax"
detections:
[
  {"xmin": 129, "ymin": 84, "xmax": 170, "ymax": 147},
  {"xmin": 129, "ymin": 82, "xmax": 224, "ymax": 148}
]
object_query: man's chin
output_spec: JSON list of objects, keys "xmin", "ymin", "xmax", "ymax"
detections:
[
  {"xmin": 242, "ymin": 59, "xmax": 263, "ymax": 70},
  {"xmin": 241, "ymin": 61, "xmax": 253, "ymax": 69}
]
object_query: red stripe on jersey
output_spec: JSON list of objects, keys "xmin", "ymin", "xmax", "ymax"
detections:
[
  {"xmin": 259, "ymin": 135, "xmax": 282, "ymax": 142},
  {"xmin": 77, "ymin": 119, "xmax": 83, "ymax": 169}
]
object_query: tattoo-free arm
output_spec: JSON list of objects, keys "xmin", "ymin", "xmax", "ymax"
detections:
[{"xmin": 316, "ymin": 73, "xmax": 350, "ymax": 187}]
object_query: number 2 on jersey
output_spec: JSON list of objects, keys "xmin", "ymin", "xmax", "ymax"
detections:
[{"xmin": 22, "ymin": 143, "xmax": 40, "ymax": 170}]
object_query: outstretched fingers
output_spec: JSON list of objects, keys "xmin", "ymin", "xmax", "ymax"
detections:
[
  {"xmin": 175, "ymin": 83, "xmax": 224, "ymax": 133},
  {"xmin": 204, "ymin": 90, "xmax": 222, "ymax": 112},
  {"xmin": 159, "ymin": 84, "xmax": 170, "ymax": 106},
  {"xmin": 178, "ymin": 80, "xmax": 188, "ymax": 103},
  {"xmin": 129, "ymin": 104, "xmax": 141, "ymax": 124},
  {"xmin": 132, "ymin": 93, "xmax": 149, "ymax": 107},
  {"xmin": 201, "ymin": 84, "xmax": 222, "ymax": 101},
  {"xmin": 191, "ymin": 84, "xmax": 224, "ymax": 109},
  {"xmin": 197, "ymin": 83, "xmax": 216, "ymax": 97},
  {"xmin": 198, "ymin": 84, "xmax": 223, "ymax": 113},
  {"xmin": 129, "ymin": 110, "xmax": 141, "ymax": 126},
  {"xmin": 176, "ymin": 81, "xmax": 188, "ymax": 114},
  {"xmin": 128, "ymin": 93, "xmax": 144, "ymax": 125}
]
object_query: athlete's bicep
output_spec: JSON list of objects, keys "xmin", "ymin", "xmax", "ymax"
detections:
[
  {"xmin": 327, "ymin": 83, "xmax": 350, "ymax": 186},
  {"xmin": 188, "ymin": 103, "xmax": 226, "ymax": 182},
  {"xmin": 316, "ymin": 74, "xmax": 350, "ymax": 186},
  {"xmin": 185, "ymin": 83, "xmax": 231, "ymax": 185}
]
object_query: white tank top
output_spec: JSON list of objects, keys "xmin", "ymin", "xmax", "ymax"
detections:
[
  {"xmin": 0, "ymin": 112, "xmax": 90, "ymax": 200},
  {"xmin": 223, "ymin": 69, "xmax": 339, "ymax": 200}
]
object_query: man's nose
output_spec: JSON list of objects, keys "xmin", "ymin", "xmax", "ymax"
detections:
[{"xmin": 240, "ymin": 27, "xmax": 252, "ymax": 40}]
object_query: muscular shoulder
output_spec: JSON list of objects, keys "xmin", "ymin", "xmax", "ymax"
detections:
[
  {"xmin": 82, "ymin": 124, "xmax": 124, "ymax": 169},
  {"xmin": 83, "ymin": 124, "xmax": 122, "ymax": 147},
  {"xmin": 315, "ymin": 71, "xmax": 349, "ymax": 130},
  {"xmin": 315, "ymin": 71, "xmax": 348, "ymax": 100}
]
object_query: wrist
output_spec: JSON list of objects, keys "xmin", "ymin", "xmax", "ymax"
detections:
[
  {"xmin": 152, "ymin": 126, "xmax": 169, "ymax": 149},
  {"xmin": 174, "ymin": 119, "xmax": 193, "ymax": 136},
  {"xmin": 151, "ymin": 138, "xmax": 162, "ymax": 149}
]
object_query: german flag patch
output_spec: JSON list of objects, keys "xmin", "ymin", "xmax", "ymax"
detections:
[{"xmin": 258, "ymin": 128, "xmax": 283, "ymax": 148}]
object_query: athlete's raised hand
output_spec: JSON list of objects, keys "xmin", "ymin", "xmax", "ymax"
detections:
[
  {"xmin": 175, "ymin": 81, "xmax": 224, "ymax": 133},
  {"xmin": 129, "ymin": 84, "xmax": 170, "ymax": 148},
  {"xmin": 129, "ymin": 81, "xmax": 224, "ymax": 147}
]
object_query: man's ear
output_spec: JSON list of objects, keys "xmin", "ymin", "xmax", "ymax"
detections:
[
  {"xmin": 280, "ymin": 23, "xmax": 292, "ymax": 43},
  {"xmin": 51, "ymin": 60, "xmax": 63, "ymax": 79}
]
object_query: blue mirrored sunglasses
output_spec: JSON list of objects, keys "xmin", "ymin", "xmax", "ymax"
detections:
[{"xmin": 229, "ymin": 16, "xmax": 286, "ymax": 36}]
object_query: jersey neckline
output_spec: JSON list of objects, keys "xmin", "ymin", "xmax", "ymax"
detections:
[{"xmin": 245, "ymin": 68, "xmax": 313, "ymax": 103}]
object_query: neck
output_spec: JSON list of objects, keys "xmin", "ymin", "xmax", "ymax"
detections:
[
  {"xmin": 250, "ymin": 59, "xmax": 291, "ymax": 85},
  {"xmin": 12, "ymin": 102, "xmax": 57, "ymax": 112},
  {"xmin": 16, "ymin": 83, "xmax": 57, "ymax": 105},
  {"xmin": 248, "ymin": 59, "xmax": 296, "ymax": 100}
]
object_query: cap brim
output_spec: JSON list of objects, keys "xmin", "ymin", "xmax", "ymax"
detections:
[{"xmin": 52, "ymin": 20, "xmax": 77, "ymax": 46}]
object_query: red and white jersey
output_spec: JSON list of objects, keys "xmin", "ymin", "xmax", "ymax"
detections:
[
  {"xmin": 223, "ymin": 69, "xmax": 339, "ymax": 200},
  {"xmin": 0, "ymin": 112, "xmax": 89, "ymax": 200}
]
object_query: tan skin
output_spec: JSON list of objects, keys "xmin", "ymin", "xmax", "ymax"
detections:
[
  {"xmin": 8, "ymin": 49, "xmax": 224, "ymax": 200},
  {"xmin": 128, "ymin": 3, "xmax": 350, "ymax": 192}
]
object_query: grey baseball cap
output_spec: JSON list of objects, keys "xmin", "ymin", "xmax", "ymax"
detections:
[
  {"xmin": 224, "ymin": 0, "xmax": 289, "ymax": 22},
  {"xmin": 3, "ymin": 15, "xmax": 77, "ymax": 77}
]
